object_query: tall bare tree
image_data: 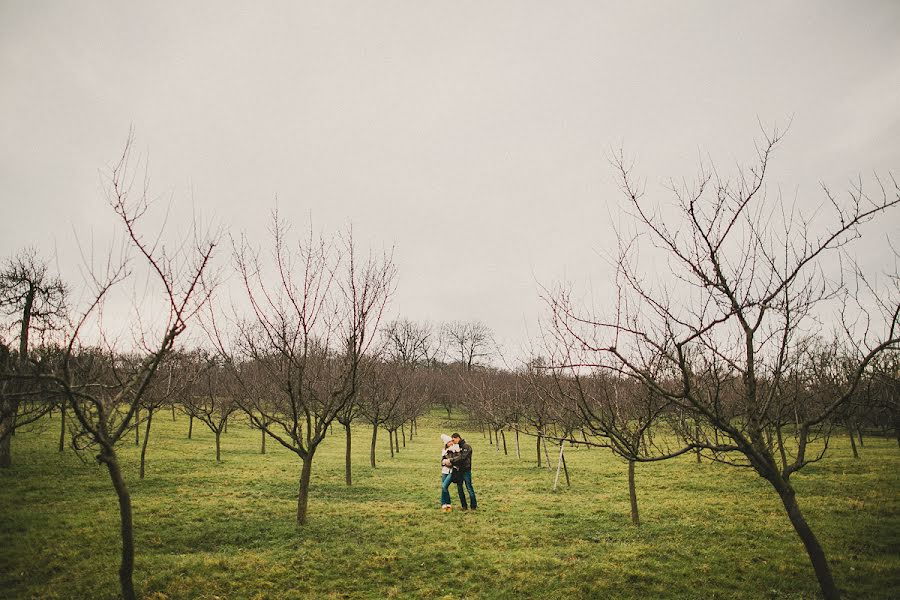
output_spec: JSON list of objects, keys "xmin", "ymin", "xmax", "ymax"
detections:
[
  {"xmin": 181, "ymin": 352, "xmax": 237, "ymax": 462},
  {"xmin": 546, "ymin": 129, "xmax": 899, "ymax": 599},
  {"xmin": 0, "ymin": 248, "xmax": 67, "ymax": 466},
  {"xmin": 38, "ymin": 135, "xmax": 217, "ymax": 600},
  {"xmin": 381, "ymin": 318, "xmax": 441, "ymax": 366},
  {"xmin": 443, "ymin": 320, "xmax": 492, "ymax": 371},
  {"xmin": 211, "ymin": 215, "xmax": 395, "ymax": 525}
]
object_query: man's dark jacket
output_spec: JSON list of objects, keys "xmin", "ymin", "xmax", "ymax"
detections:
[{"xmin": 449, "ymin": 439, "xmax": 473, "ymax": 473}]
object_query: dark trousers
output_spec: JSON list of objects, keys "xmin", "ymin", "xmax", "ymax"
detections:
[{"xmin": 457, "ymin": 471, "xmax": 477, "ymax": 509}]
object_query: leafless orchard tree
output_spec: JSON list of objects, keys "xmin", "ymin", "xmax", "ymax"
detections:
[
  {"xmin": 181, "ymin": 352, "xmax": 237, "ymax": 462},
  {"xmin": 0, "ymin": 248, "xmax": 68, "ymax": 466},
  {"xmin": 209, "ymin": 215, "xmax": 396, "ymax": 525},
  {"xmin": 32, "ymin": 136, "xmax": 217, "ymax": 600},
  {"xmin": 136, "ymin": 351, "xmax": 193, "ymax": 478},
  {"xmin": 862, "ymin": 350, "xmax": 900, "ymax": 447},
  {"xmin": 546, "ymin": 129, "xmax": 899, "ymax": 599},
  {"xmin": 335, "ymin": 368, "xmax": 363, "ymax": 485},
  {"xmin": 381, "ymin": 318, "xmax": 442, "ymax": 366},
  {"xmin": 520, "ymin": 357, "xmax": 562, "ymax": 468},
  {"xmin": 360, "ymin": 357, "xmax": 409, "ymax": 466},
  {"xmin": 463, "ymin": 367, "xmax": 521, "ymax": 456},
  {"xmin": 443, "ymin": 320, "xmax": 493, "ymax": 371}
]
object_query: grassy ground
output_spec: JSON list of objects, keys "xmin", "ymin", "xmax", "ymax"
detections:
[{"xmin": 1, "ymin": 411, "xmax": 898, "ymax": 600}]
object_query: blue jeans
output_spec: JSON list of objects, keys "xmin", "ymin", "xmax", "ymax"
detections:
[
  {"xmin": 441, "ymin": 473, "xmax": 467, "ymax": 507},
  {"xmin": 459, "ymin": 471, "xmax": 477, "ymax": 509},
  {"xmin": 440, "ymin": 473, "xmax": 453, "ymax": 505}
]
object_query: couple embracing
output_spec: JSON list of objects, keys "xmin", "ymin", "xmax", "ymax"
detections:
[{"xmin": 439, "ymin": 433, "xmax": 477, "ymax": 512}]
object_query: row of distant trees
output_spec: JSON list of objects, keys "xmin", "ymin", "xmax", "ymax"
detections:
[{"xmin": 2, "ymin": 129, "xmax": 897, "ymax": 600}]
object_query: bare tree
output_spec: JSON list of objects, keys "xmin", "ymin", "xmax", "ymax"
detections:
[
  {"xmin": 211, "ymin": 215, "xmax": 395, "ymax": 525},
  {"xmin": 546, "ymin": 129, "xmax": 899, "ymax": 599},
  {"xmin": 181, "ymin": 352, "xmax": 237, "ymax": 462},
  {"xmin": 360, "ymin": 358, "xmax": 408, "ymax": 466},
  {"xmin": 0, "ymin": 248, "xmax": 67, "ymax": 466},
  {"xmin": 36, "ymin": 135, "xmax": 216, "ymax": 600},
  {"xmin": 136, "ymin": 352, "xmax": 187, "ymax": 478},
  {"xmin": 443, "ymin": 320, "xmax": 493, "ymax": 371},
  {"xmin": 381, "ymin": 318, "xmax": 440, "ymax": 366}
]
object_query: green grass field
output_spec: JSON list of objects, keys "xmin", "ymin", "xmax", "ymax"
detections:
[{"xmin": 1, "ymin": 411, "xmax": 898, "ymax": 599}]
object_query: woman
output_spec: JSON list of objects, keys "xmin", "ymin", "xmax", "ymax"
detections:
[{"xmin": 440, "ymin": 434, "xmax": 460, "ymax": 512}]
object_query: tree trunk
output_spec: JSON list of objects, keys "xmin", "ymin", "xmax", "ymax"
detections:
[
  {"xmin": 102, "ymin": 448, "xmax": 136, "ymax": 600},
  {"xmin": 171, "ymin": 405, "xmax": 176, "ymax": 421},
  {"xmin": 501, "ymin": 430, "xmax": 508, "ymax": 455},
  {"xmin": 139, "ymin": 408, "xmax": 153, "ymax": 479},
  {"xmin": 694, "ymin": 423, "xmax": 702, "ymax": 463},
  {"xmin": 58, "ymin": 401, "xmax": 66, "ymax": 452},
  {"xmin": 215, "ymin": 430, "xmax": 221, "ymax": 462},
  {"xmin": 370, "ymin": 423, "xmax": 378, "ymax": 468},
  {"xmin": 776, "ymin": 483, "xmax": 840, "ymax": 600},
  {"xmin": 536, "ymin": 434, "xmax": 541, "ymax": 468},
  {"xmin": 188, "ymin": 415, "xmax": 193, "ymax": 439},
  {"xmin": 856, "ymin": 424, "xmax": 864, "ymax": 448},
  {"xmin": 848, "ymin": 423, "xmax": 859, "ymax": 459},
  {"xmin": 628, "ymin": 460, "xmax": 639, "ymax": 526},
  {"xmin": 542, "ymin": 435, "xmax": 552, "ymax": 471},
  {"xmin": 297, "ymin": 452, "xmax": 315, "ymax": 526},
  {"xmin": 344, "ymin": 422, "xmax": 352, "ymax": 486},
  {"xmin": 0, "ymin": 419, "xmax": 11, "ymax": 467},
  {"xmin": 561, "ymin": 444, "xmax": 570, "ymax": 487},
  {"xmin": 261, "ymin": 426, "xmax": 266, "ymax": 454},
  {"xmin": 389, "ymin": 429, "xmax": 395, "ymax": 458},
  {"xmin": 776, "ymin": 422, "xmax": 788, "ymax": 471},
  {"xmin": 401, "ymin": 423, "xmax": 406, "ymax": 448}
]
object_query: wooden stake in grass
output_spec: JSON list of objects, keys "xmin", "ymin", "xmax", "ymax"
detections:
[
  {"xmin": 515, "ymin": 428, "xmax": 521, "ymax": 460},
  {"xmin": 553, "ymin": 441, "xmax": 565, "ymax": 491}
]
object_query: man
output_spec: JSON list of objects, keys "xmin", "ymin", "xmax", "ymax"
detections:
[{"xmin": 447, "ymin": 432, "xmax": 477, "ymax": 510}]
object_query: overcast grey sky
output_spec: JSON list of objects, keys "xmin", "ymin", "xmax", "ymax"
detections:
[{"xmin": 2, "ymin": 1, "xmax": 899, "ymax": 358}]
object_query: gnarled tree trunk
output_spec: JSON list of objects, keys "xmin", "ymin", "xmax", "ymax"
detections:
[
  {"xmin": 775, "ymin": 482, "xmax": 839, "ymax": 600},
  {"xmin": 628, "ymin": 460, "xmax": 639, "ymax": 526},
  {"xmin": 139, "ymin": 408, "xmax": 153, "ymax": 479},
  {"xmin": 297, "ymin": 451, "xmax": 315, "ymax": 525},
  {"xmin": 101, "ymin": 447, "xmax": 136, "ymax": 600}
]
